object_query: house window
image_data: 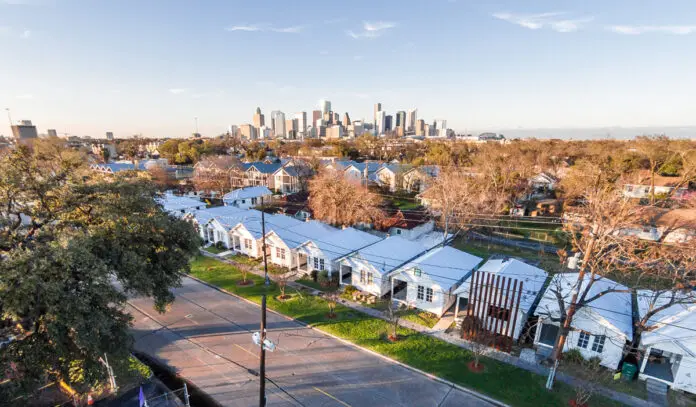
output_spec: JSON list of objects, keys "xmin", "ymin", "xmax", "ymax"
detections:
[
  {"xmin": 313, "ymin": 257, "xmax": 319, "ymax": 270},
  {"xmin": 360, "ymin": 270, "xmax": 366, "ymax": 283},
  {"xmin": 367, "ymin": 272, "xmax": 373, "ymax": 284},
  {"xmin": 319, "ymin": 258, "xmax": 325, "ymax": 270},
  {"xmin": 244, "ymin": 239, "xmax": 252, "ymax": 249},
  {"xmin": 591, "ymin": 335, "xmax": 606, "ymax": 353},
  {"xmin": 487, "ymin": 305, "xmax": 511, "ymax": 322},
  {"xmin": 417, "ymin": 285, "xmax": 425, "ymax": 300},
  {"xmin": 577, "ymin": 331, "xmax": 590, "ymax": 349},
  {"xmin": 276, "ymin": 247, "xmax": 285, "ymax": 260},
  {"xmin": 538, "ymin": 324, "xmax": 559, "ymax": 346},
  {"xmin": 413, "ymin": 268, "xmax": 421, "ymax": 277},
  {"xmin": 251, "ymin": 197, "xmax": 257, "ymax": 205},
  {"xmin": 425, "ymin": 288, "xmax": 433, "ymax": 302}
]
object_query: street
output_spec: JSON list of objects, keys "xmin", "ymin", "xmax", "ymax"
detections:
[{"xmin": 127, "ymin": 276, "xmax": 497, "ymax": 407}]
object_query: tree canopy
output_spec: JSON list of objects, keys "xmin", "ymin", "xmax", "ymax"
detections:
[{"xmin": 0, "ymin": 142, "xmax": 200, "ymax": 398}]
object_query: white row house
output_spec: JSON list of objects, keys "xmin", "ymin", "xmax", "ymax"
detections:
[
  {"xmin": 296, "ymin": 227, "xmax": 383, "ymax": 277},
  {"xmin": 534, "ymin": 273, "xmax": 633, "ymax": 370},
  {"xmin": 264, "ymin": 221, "xmax": 338, "ymax": 269},
  {"xmin": 157, "ymin": 192, "xmax": 205, "ymax": 216},
  {"xmin": 637, "ymin": 291, "xmax": 696, "ymax": 394},
  {"xmin": 390, "ymin": 246, "xmax": 482, "ymax": 317},
  {"xmin": 223, "ymin": 186, "xmax": 273, "ymax": 209},
  {"xmin": 453, "ymin": 258, "xmax": 549, "ymax": 341}
]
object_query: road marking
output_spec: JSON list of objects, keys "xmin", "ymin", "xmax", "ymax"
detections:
[
  {"xmin": 235, "ymin": 343, "xmax": 259, "ymax": 359},
  {"xmin": 313, "ymin": 386, "xmax": 352, "ymax": 407}
]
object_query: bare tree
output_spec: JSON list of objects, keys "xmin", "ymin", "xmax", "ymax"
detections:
[
  {"xmin": 385, "ymin": 301, "xmax": 408, "ymax": 341},
  {"xmin": 192, "ymin": 155, "xmax": 240, "ymax": 197},
  {"xmin": 560, "ymin": 355, "xmax": 612, "ymax": 407},
  {"xmin": 468, "ymin": 330, "xmax": 494, "ymax": 371},
  {"xmin": 270, "ymin": 266, "xmax": 294, "ymax": 300},
  {"xmin": 308, "ymin": 171, "xmax": 385, "ymax": 227}
]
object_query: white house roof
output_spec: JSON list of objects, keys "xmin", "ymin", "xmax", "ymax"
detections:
[
  {"xmin": 223, "ymin": 186, "xmax": 272, "ymax": 201},
  {"xmin": 190, "ymin": 206, "xmax": 248, "ymax": 226},
  {"xmin": 395, "ymin": 246, "xmax": 483, "ymax": 290},
  {"xmin": 157, "ymin": 194, "xmax": 205, "ymax": 215},
  {"xmin": 300, "ymin": 227, "xmax": 384, "ymax": 261},
  {"xmin": 638, "ymin": 290, "xmax": 696, "ymax": 352},
  {"xmin": 535, "ymin": 273, "xmax": 633, "ymax": 338},
  {"xmin": 269, "ymin": 221, "xmax": 337, "ymax": 249},
  {"xmin": 214, "ymin": 210, "xmax": 262, "ymax": 231},
  {"xmin": 349, "ymin": 236, "xmax": 429, "ymax": 273},
  {"xmin": 453, "ymin": 258, "xmax": 548, "ymax": 313}
]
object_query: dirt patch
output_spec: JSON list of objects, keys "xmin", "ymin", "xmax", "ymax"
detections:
[
  {"xmin": 236, "ymin": 280, "xmax": 254, "ymax": 287},
  {"xmin": 275, "ymin": 295, "xmax": 293, "ymax": 302},
  {"xmin": 387, "ymin": 334, "xmax": 399, "ymax": 342},
  {"xmin": 326, "ymin": 313, "xmax": 337, "ymax": 319},
  {"xmin": 467, "ymin": 360, "xmax": 485, "ymax": 373}
]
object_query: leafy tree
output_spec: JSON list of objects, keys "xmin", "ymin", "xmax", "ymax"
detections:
[{"xmin": 0, "ymin": 142, "xmax": 200, "ymax": 398}]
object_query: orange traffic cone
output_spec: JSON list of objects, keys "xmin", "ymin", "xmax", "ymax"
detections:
[{"xmin": 87, "ymin": 394, "xmax": 94, "ymax": 405}]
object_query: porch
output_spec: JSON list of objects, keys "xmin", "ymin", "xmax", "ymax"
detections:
[{"xmin": 640, "ymin": 348, "xmax": 678, "ymax": 384}]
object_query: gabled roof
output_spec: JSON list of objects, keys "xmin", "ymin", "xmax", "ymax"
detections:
[
  {"xmin": 454, "ymin": 258, "xmax": 548, "ymax": 312},
  {"xmin": 244, "ymin": 162, "xmax": 283, "ymax": 174},
  {"xmin": 157, "ymin": 194, "xmax": 205, "ymax": 214},
  {"xmin": 190, "ymin": 205, "xmax": 248, "ymax": 226},
  {"xmin": 638, "ymin": 290, "xmax": 696, "ymax": 352},
  {"xmin": 92, "ymin": 162, "xmax": 145, "ymax": 172},
  {"xmin": 347, "ymin": 236, "xmax": 430, "ymax": 274},
  {"xmin": 377, "ymin": 163, "xmax": 412, "ymax": 175},
  {"xmin": 345, "ymin": 162, "xmax": 382, "ymax": 174},
  {"xmin": 223, "ymin": 186, "xmax": 272, "ymax": 201},
  {"xmin": 300, "ymin": 227, "xmax": 383, "ymax": 261},
  {"xmin": 275, "ymin": 165, "xmax": 300, "ymax": 177},
  {"xmin": 394, "ymin": 246, "xmax": 482, "ymax": 291},
  {"xmin": 268, "ymin": 220, "xmax": 337, "ymax": 249},
  {"xmin": 535, "ymin": 273, "xmax": 632, "ymax": 338},
  {"xmin": 406, "ymin": 165, "xmax": 440, "ymax": 178},
  {"xmin": 322, "ymin": 159, "xmax": 355, "ymax": 170}
]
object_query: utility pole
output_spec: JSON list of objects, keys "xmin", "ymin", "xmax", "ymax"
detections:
[
  {"xmin": 183, "ymin": 383, "xmax": 191, "ymax": 407},
  {"xmin": 259, "ymin": 295, "xmax": 267, "ymax": 407},
  {"xmin": 260, "ymin": 196, "xmax": 270, "ymax": 286},
  {"xmin": 5, "ymin": 108, "xmax": 12, "ymax": 129}
]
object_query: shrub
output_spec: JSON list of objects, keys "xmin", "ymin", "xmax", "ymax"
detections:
[
  {"xmin": 215, "ymin": 241, "xmax": 225, "ymax": 249},
  {"xmin": 317, "ymin": 270, "xmax": 330, "ymax": 284},
  {"xmin": 344, "ymin": 285, "xmax": 358, "ymax": 295},
  {"xmin": 310, "ymin": 269, "xmax": 318, "ymax": 282},
  {"xmin": 564, "ymin": 348, "xmax": 585, "ymax": 365}
]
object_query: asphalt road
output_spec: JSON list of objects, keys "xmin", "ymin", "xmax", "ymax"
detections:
[{"xmin": 127, "ymin": 276, "xmax": 497, "ymax": 407}]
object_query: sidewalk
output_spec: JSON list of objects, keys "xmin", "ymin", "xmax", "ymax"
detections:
[{"xmin": 201, "ymin": 250, "xmax": 656, "ymax": 407}]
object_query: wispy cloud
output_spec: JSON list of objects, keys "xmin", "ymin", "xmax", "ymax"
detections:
[
  {"xmin": 492, "ymin": 12, "xmax": 592, "ymax": 33},
  {"xmin": 168, "ymin": 88, "xmax": 187, "ymax": 95},
  {"xmin": 608, "ymin": 25, "xmax": 696, "ymax": 35},
  {"xmin": 20, "ymin": 29, "xmax": 30, "ymax": 38},
  {"xmin": 347, "ymin": 20, "xmax": 397, "ymax": 39},
  {"xmin": 225, "ymin": 23, "xmax": 304, "ymax": 33}
]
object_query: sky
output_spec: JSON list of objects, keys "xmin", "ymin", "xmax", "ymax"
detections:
[{"xmin": 1, "ymin": 0, "xmax": 696, "ymax": 139}]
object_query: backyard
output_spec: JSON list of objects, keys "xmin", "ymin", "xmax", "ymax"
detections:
[{"xmin": 188, "ymin": 256, "xmax": 623, "ymax": 407}]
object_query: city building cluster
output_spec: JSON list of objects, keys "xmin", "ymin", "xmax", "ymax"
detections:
[{"xmin": 232, "ymin": 100, "xmax": 453, "ymax": 141}]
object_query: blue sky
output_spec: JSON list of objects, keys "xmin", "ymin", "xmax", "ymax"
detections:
[{"xmin": 1, "ymin": 0, "xmax": 695, "ymax": 138}]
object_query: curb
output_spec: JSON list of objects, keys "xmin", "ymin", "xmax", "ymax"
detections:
[{"xmin": 182, "ymin": 272, "xmax": 509, "ymax": 407}]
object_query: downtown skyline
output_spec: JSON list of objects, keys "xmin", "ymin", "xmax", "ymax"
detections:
[{"xmin": 2, "ymin": 0, "xmax": 696, "ymax": 139}]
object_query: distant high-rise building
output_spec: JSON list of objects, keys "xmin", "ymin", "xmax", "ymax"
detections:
[
  {"xmin": 105, "ymin": 131, "xmax": 114, "ymax": 140},
  {"xmin": 384, "ymin": 115, "xmax": 393, "ymax": 132},
  {"xmin": 286, "ymin": 118, "xmax": 298, "ymax": 139},
  {"xmin": 424, "ymin": 123, "xmax": 432, "ymax": 138},
  {"xmin": 434, "ymin": 119, "xmax": 447, "ymax": 130},
  {"xmin": 11, "ymin": 120, "xmax": 38, "ymax": 141},
  {"xmin": 415, "ymin": 119, "xmax": 425, "ymax": 136},
  {"xmin": 323, "ymin": 111, "xmax": 332, "ymax": 124},
  {"xmin": 320, "ymin": 99, "xmax": 331, "ymax": 114},
  {"xmin": 333, "ymin": 112, "xmax": 339, "ymax": 124},
  {"xmin": 315, "ymin": 118, "xmax": 324, "ymax": 128},
  {"xmin": 374, "ymin": 103, "xmax": 382, "ymax": 134},
  {"xmin": 253, "ymin": 107, "xmax": 265, "ymax": 129},
  {"xmin": 343, "ymin": 113, "xmax": 351, "ymax": 126},
  {"xmin": 259, "ymin": 126, "xmax": 271, "ymax": 139},
  {"xmin": 395, "ymin": 111, "xmax": 406, "ymax": 128},
  {"xmin": 312, "ymin": 110, "xmax": 322, "ymax": 125},
  {"xmin": 326, "ymin": 125, "xmax": 343, "ymax": 139},
  {"xmin": 376, "ymin": 111, "xmax": 386, "ymax": 135},
  {"xmin": 406, "ymin": 109, "xmax": 418, "ymax": 132},
  {"xmin": 240, "ymin": 124, "xmax": 257, "ymax": 140},
  {"xmin": 272, "ymin": 111, "xmax": 286, "ymax": 138},
  {"xmin": 295, "ymin": 112, "xmax": 307, "ymax": 137},
  {"xmin": 47, "ymin": 129, "xmax": 58, "ymax": 138}
]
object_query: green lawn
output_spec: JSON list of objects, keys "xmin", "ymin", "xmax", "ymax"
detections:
[
  {"xmin": 228, "ymin": 253, "xmax": 261, "ymax": 266},
  {"xmin": 202, "ymin": 245, "xmax": 226, "ymax": 254},
  {"xmin": 401, "ymin": 309, "xmax": 440, "ymax": 329},
  {"xmin": 188, "ymin": 256, "xmax": 623, "ymax": 407},
  {"xmin": 296, "ymin": 277, "xmax": 340, "ymax": 292}
]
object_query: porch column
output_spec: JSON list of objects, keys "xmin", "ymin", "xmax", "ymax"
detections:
[
  {"xmin": 339, "ymin": 264, "xmax": 343, "ymax": 286},
  {"xmin": 639, "ymin": 346, "xmax": 651, "ymax": 375},
  {"xmin": 454, "ymin": 295, "xmax": 460, "ymax": 318}
]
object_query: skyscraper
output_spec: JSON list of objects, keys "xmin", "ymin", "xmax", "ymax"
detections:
[
  {"xmin": 434, "ymin": 119, "xmax": 447, "ymax": 130},
  {"xmin": 286, "ymin": 118, "xmax": 297, "ymax": 139},
  {"xmin": 395, "ymin": 111, "xmax": 406, "ymax": 128},
  {"xmin": 373, "ymin": 103, "xmax": 382, "ymax": 134},
  {"xmin": 105, "ymin": 131, "xmax": 114, "ymax": 140},
  {"xmin": 343, "ymin": 112, "xmax": 351, "ymax": 126},
  {"xmin": 406, "ymin": 109, "xmax": 418, "ymax": 132},
  {"xmin": 415, "ymin": 119, "xmax": 425, "ymax": 136},
  {"xmin": 295, "ymin": 112, "xmax": 307, "ymax": 138},
  {"xmin": 47, "ymin": 129, "xmax": 58, "ymax": 138},
  {"xmin": 376, "ymin": 111, "xmax": 386, "ymax": 135},
  {"xmin": 272, "ymin": 111, "xmax": 286, "ymax": 138},
  {"xmin": 253, "ymin": 107, "xmax": 265, "ymax": 129},
  {"xmin": 240, "ymin": 124, "xmax": 257, "ymax": 140},
  {"xmin": 11, "ymin": 120, "xmax": 38, "ymax": 141},
  {"xmin": 320, "ymin": 99, "xmax": 331, "ymax": 114},
  {"xmin": 384, "ymin": 115, "xmax": 393, "ymax": 132},
  {"xmin": 312, "ymin": 110, "xmax": 322, "ymax": 126}
]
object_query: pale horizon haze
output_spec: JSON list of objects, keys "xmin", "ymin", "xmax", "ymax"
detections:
[{"xmin": 1, "ymin": 0, "xmax": 696, "ymax": 139}]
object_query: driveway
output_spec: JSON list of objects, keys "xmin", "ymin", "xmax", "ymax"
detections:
[{"xmin": 128, "ymin": 276, "xmax": 497, "ymax": 407}]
